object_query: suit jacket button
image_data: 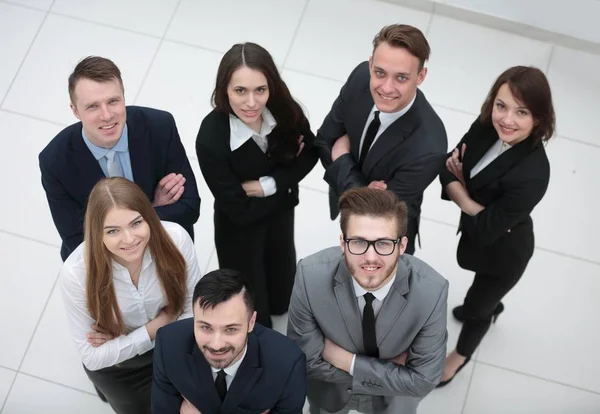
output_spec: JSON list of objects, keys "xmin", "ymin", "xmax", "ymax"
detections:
[
  {"xmin": 288, "ymin": 188, "xmax": 292, "ymax": 194},
  {"xmin": 347, "ymin": 388, "xmax": 352, "ymax": 393}
]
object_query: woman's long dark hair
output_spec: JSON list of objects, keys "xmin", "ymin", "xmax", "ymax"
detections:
[{"xmin": 212, "ymin": 42, "xmax": 305, "ymax": 163}]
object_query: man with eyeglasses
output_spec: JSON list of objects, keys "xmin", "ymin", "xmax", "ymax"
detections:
[{"xmin": 287, "ymin": 188, "xmax": 448, "ymax": 414}]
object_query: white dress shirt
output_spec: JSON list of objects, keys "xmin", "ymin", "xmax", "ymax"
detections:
[
  {"xmin": 470, "ymin": 139, "xmax": 512, "ymax": 178},
  {"xmin": 358, "ymin": 93, "xmax": 417, "ymax": 159},
  {"xmin": 229, "ymin": 108, "xmax": 278, "ymax": 196},
  {"xmin": 348, "ymin": 274, "xmax": 397, "ymax": 375},
  {"xmin": 60, "ymin": 221, "xmax": 202, "ymax": 371},
  {"xmin": 210, "ymin": 345, "xmax": 248, "ymax": 389}
]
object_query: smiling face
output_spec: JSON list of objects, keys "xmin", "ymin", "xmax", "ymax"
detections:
[
  {"xmin": 491, "ymin": 83, "xmax": 536, "ymax": 145},
  {"xmin": 227, "ymin": 66, "xmax": 269, "ymax": 131},
  {"xmin": 194, "ymin": 292, "xmax": 256, "ymax": 369},
  {"xmin": 102, "ymin": 207, "xmax": 150, "ymax": 267},
  {"xmin": 70, "ymin": 77, "xmax": 126, "ymax": 148},
  {"xmin": 369, "ymin": 42, "xmax": 427, "ymax": 113}
]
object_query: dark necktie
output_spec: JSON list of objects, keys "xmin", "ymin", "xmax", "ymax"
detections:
[
  {"xmin": 362, "ymin": 293, "xmax": 379, "ymax": 357},
  {"xmin": 358, "ymin": 111, "xmax": 381, "ymax": 168},
  {"xmin": 215, "ymin": 369, "xmax": 227, "ymax": 401}
]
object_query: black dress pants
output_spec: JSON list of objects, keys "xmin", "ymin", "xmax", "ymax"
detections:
[
  {"xmin": 215, "ymin": 207, "xmax": 296, "ymax": 328},
  {"xmin": 83, "ymin": 350, "xmax": 153, "ymax": 414}
]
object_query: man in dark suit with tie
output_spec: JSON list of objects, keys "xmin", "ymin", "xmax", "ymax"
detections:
[
  {"xmin": 152, "ymin": 269, "xmax": 307, "ymax": 414},
  {"xmin": 39, "ymin": 56, "xmax": 200, "ymax": 261},
  {"xmin": 316, "ymin": 24, "xmax": 447, "ymax": 255}
]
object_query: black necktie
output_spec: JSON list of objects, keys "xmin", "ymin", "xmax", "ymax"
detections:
[
  {"xmin": 362, "ymin": 293, "xmax": 379, "ymax": 357},
  {"xmin": 215, "ymin": 369, "xmax": 227, "ymax": 401},
  {"xmin": 359, "ymin": 111, "xmax": 381, "ymax": 168}
]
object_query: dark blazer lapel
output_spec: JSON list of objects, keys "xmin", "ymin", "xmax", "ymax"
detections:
[
  {"xmin": 348, "ymin": 85, "xmax": 375, "ymax": 160},
  {"xmin": 186, "ymin": 345, "xmax": 222, "ymax": 414},
  {"xmin": 69, "ymin": 127, "xmax": 105, "ymax": 198},
  {"xmin": 126, "ymin": 108, "xmax": 155, "ymax": 198},
  {"xmin": 375, "ymin": 259, "xmax": 409, "ymax": 345},
  {"xmin": 462, "ymin": 127, "xmax": 497, "ymax": 180},
  {"xmin": 221, "ymin": 332, "xmax": 263, "ymax": 413},
  {"xmin": 333, "ymin": 260, "xmax": 363, "ymax": 351}
]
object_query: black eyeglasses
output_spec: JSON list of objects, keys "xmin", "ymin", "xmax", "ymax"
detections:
[{"xmin": 343, "ymin": 237, "xmax": 401, "ymax": 256}]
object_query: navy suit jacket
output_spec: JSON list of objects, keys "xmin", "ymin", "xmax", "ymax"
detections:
[
  {"xmin": 152, "ymin": 319, "xmax": 307, "ymax": 414},
  {"xmin": 39, "ymin": 106, "xmax": 200, "ymax": 260}
]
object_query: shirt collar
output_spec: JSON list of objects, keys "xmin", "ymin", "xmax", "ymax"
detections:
[
  {"xmin": 82, "ymin": 123, "xmax": 129, "ymax": 161},
  {"xmin": 352, "ymin": 272, "xmax": 397, "ymax": 303},
  {"xmin": 210, "ymin": 345, "xmax": 248, "ymax": 377},
  {"xmin": 373, "ymin": 91, "xmax": 417, "ymax": 129},
  {"xmin": 229, "ymin": 107, "xmax": 277, "ymax": 151}
]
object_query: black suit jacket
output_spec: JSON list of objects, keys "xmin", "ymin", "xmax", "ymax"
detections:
[
  {"xmin": 195, "ymin": 109, "xmax": 318, "ymax": 228},
  {"xmin": 39, "ymin": 106, "xmax": 200, "ymax": 261},
  {"xmin": 440, "ymin": 119, "xmax": 550, "ymax": 276},
  {"xmin": 316, "ymin": 62, "xmax": 447, "ymax": 252},
  {"xmin": 152, "ymin": 319, "xmax": 307, "ymax": 414}
]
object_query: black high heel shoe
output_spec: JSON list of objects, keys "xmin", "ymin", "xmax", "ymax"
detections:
[
  {"xmin": 436, "ymin": 356, "xmax": 471, "ymax": 388},
  {"xmin": 452, "ymin": 302, "xmax": 504, "ymax": 323}
]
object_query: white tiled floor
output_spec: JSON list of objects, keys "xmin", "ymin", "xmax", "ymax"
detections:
[{"xmin": 1, "ymin": 0, "xmax": 599, "ymax": 413}]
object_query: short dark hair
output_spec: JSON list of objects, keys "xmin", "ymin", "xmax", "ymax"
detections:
[
  {"xmin": 480, "ymin": 66, "xmax": 555, "ymax": 145},
  {"xmin": 339, "ymin": 188, "xmax": 408, "ymax": 237},
  {"xmin": 68, "ymin": 56, "xmax": 124, "ymax": 105},
  {"xmin": 372, "ymin": 24, "xmax": 430, "ymax": 71},
  {"xmin": 192, "ymin": 269, "xmax": 255, "ymax": 314}
]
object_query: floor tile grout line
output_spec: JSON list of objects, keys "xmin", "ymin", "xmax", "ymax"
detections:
[
  {"xmin": 281, "ymin": 0, "xmax": 310, "ymax": 69},
  {"xmin": 282, "ymin": 67, "xmax": 346, "ymax": 85},
  {"xmin": 425, "ymin": 2, "xmax": 436, "ymax": 37},
  {"xmin": 0, "ymin": 365, "xmax": 17, "ymax": 373},
  {"xmin": 0, "ymin": 0, "xmax": 47, "ymax": 12},
  {"xmin": 460, "ymin": 360, "xmax": 477, "ymax": 414},
  {"xmin": 131, "ymin": 0, "xmax": 183, "ymax": 105},
  {"xmin": 11, "ymin": 371, "xmax": 98, "ymax": 397},
  {"xmin": 0, "ymin": 108, "xmax": 68, "ymax": 127},
  {"xmin": 203, "ymin": 248, "xmax": 216, "ymax": 274},
  {"xmin": 0, "ymin": 229, "xmax": 61, "ymax": 249},
  {"xmin": 545, "ymin": 44, "xmax": 556, "ymax": 74},
  {"xmin": 0, "ymin": 1, "xmax": 53, "ymax": 109}
]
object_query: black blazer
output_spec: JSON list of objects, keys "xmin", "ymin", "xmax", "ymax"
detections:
[
  {"xmin": 316, "ymin": 62, "xmax": 447, "ymax": 249},
  {"xmin": 39, "ymin": 106, "xmax": 201, "ymax": 260},
  {"xmin": 440, "ymin": 119, "xmax": 550, "ymax": 276},
  {"xmin": 152, "ymin": 319, "xmax": 307, "ymax": 414},
  {"xmin": 195, "ymin": 109, "xmax": 318, "ymax": 227}
]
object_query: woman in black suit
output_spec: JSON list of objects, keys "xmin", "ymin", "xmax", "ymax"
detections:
[
  {"xmin": 437, "ymin": 66, "xmax": 555, "ymax": 386},
  {"xmin": 196, "ymin": 42, "xmax": 318, "ymax": 328}
]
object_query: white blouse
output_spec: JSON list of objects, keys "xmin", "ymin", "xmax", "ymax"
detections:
[
  {"xmin": 60, "ymin": 221, "xmax": 202, "ymax": 371},
  {"xmin": 470, "ymin": 139, "xmax": 512, "ymax": 178}
]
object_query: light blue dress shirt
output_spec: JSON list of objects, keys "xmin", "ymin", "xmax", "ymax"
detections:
[{"xmin": 82, "ymin": 124, "xmax": 134, "ymax": 182}]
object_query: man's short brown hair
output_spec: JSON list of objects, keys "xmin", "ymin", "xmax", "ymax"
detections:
[
  {"xmin": 372, "ymin": 24, "xmax": 430, "ymax": 71},
  {"xmin": 68, "ymin": 56, "xmax": 124, "ymax": 104},
  {"xmin": 339, "ymin": 188, "xmax": 408, "ymax": 237}
]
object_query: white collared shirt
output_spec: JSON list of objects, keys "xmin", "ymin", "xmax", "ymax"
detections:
[
  {"xmin": 210, "ymin": 345, "xmax": 248, "ymax": 389},
  {"xmin": 60, "ymin": 221, "xmax": 203, "ymax": 371},
  {"xmin": 349, "ymin": 273, "xmax": 397, "ymax": 375},
  {"xmin": 470, "ymin": 139, "xmax": 512, "ymax": 178},
  {"xmin": 358, "ymin": 92, "xmax": 417, "ymax": 159},
  {"xmin": 229, "ymin": 108, "xmax": 278, "ymax": 196}
]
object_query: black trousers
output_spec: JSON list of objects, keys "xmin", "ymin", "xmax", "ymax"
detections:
[
  {"xmin": 215, "ymin": 207, "xmax": 296, "ymax": 328},
  {"xmin": 456, "ymin": 269, "xmax": 526, "ymax": 357},
  {"xmin": 83, "ymin": 350, "xmax": 153, "ymax": 414}
]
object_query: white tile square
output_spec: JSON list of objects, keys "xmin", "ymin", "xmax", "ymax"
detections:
[
  {"xmin": 477, "ymin": 249, "xmax": 600, "ymax": 393},
  {"xmin": 2, "ymin": 14, "xmax": 160, "ymax": 124},
  {"xmin": 0, "ymin": 233, "xmax": 61, "ymax": 370},
  {"xmin": 191, "ymin": 162, "xmax": 216, "ymax": 273},
  {"xmin": 418, "ymin": 360, "xmax": 474, "ymax": 414},
  {"xmin": 464, "ymin": 364, "xmax": 600, "ymax": 414},
  {"xmin": 0, "ymin": 112, "xmax": 64, "ymax": 246},
  {"xmin": 0, "ymin": 3, "xmax": 45, "ymax": 103},
  {"xmin": 422, "ymin": 15, "xmax": 552, "ymax": 115},
  {"xmin": 0, "ymin": 367, "xmax": 16, "ymax": 408},
  {"xmin": 165, "ymin": 0, "xmax": 306, "ymax": 64},
  {"xmin": 547, "ymin": 46, "xmax": 600, "ymax": 146},
  {"xmin": 3, "ymin": 0, "xmax": 52, "ymax": 11},
  {"xmin": 135, "ymin": 41, "xmax": 223, "ymax": 160},
  {"xmin": 2, "ymin": 374, "xmax": 113, "ymax": 414},
  {"xmin": 50, "ymin": 0, "xmax": 180, "ymax": 37},
  {"xmin": 285, "ymin": 0, "xmax": 431, "ymax": 81}
]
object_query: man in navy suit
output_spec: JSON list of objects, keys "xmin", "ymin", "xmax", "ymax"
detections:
[
  {"xmin": 152, "ymin": 269, "xmax": 307, "ymax": 414},
  {"xmin": 39, "ymin": 56, "xmax": 200, "ymax": 261}
]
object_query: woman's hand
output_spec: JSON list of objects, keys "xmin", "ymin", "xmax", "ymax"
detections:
[
  {"xmin": 87, "ymin": 324, "xmax": 115, "ymax": 347},
  {"xmin": 446, "ymin": 143, "xmax": 467, "ymax": 186},
  {"xmin": 241, "ymin": 180, "xmax": 265, "ymax": 198},
  {"xmin": 296, "ymin": 135, "xmax": 305, "ymax": 157}
]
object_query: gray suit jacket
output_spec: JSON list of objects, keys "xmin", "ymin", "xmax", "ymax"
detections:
[{"xmin": 287, "ymin": 247, "xmax": 448, "ymax": 414}]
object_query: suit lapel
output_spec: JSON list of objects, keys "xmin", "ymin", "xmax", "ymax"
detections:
[
  {"xmin": 221, "ymin": 332, "xmax": 263, "ymax": 413},
  {"xmin": 126, "ymin": 109, "xmax": 155, "ymax": 198},
  {"xmin": 69, "ymin": 128, "xmax": 105, "ymax": 198},
  {"xmin": 333, "ymin": 260, "xmax": 363, "ymax": 351},
  {"xmin": 376, "ymin": 259, "xmax": 409, "ymax": 345},
  {"xmin": 348, "ymin": 85, "xmax": 375, "ymax": 160},
  {"xmin": 185, "ymin": 345, "xmax": 222, "ymax": 414}
]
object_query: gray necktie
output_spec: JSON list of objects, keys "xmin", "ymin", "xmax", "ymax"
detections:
[{"xmin": 105, "ymin": 149, "xmax": 123, "ymax": 177}]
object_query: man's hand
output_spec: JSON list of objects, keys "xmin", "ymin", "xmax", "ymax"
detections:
[
  {"xmin": 368, "ymin": 180, "xmax": 387, "ymax": 190},
  {"xmin": 87, "ymin": 324, "xmax": 115, "ymax": 347},
  {"xmin": 180, "ymin": 399, "xmax": 201, "ymax": 414},
  {"xmin": 241, "ymin": 180, "xmax": 265, "ymax": 198},
  {"xmin": 322, "ymin": 338, "xmax": 353, "ymax": 373},
  {"xmin": 389, "ymin": 351, "xmax": 408, "ymax": 366},
  {"xmin": 153, "ymin": 173, "xmax": 186, "ymax": 207},
  {"xmin": 331, "ymin": 134, "xmax": 351, "ymax": 162}
]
